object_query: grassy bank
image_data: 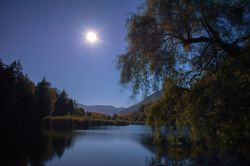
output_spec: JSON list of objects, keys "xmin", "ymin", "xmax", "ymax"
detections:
[
  {"xmin": 128, "ymin": 121, "xmax": 145, "ymax": 125},
  {"xmin": 43, "ymin": 116, "xmax": 129, "ymax": 130}
]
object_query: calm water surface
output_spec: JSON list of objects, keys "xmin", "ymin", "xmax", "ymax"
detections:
[
  {"xmin": 46, "ymin": 125, "xmax": 155, "ymax": 166},
  {"xmin": 3, "ymin": 125, "xmax": 249, "ymax": 166}
]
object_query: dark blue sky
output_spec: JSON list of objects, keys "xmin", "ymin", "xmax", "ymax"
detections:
[{"xmin": 0, "ymin": 0, "xmax": 144, "ymax": 107}]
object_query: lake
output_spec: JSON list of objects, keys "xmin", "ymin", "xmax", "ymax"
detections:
[
  {"xmin": 3, "ymin": 125, "xmax": 249, "ymax": 166},
  {"xmin": 45, "ymin": 125, "xmax": 156, "ymax": 166}
]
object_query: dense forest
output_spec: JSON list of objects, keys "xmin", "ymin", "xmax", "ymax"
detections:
[
  {"xmin": 116, "ymin": 0, "xmax": 250, "ymax": 154},
  {"xmin": 0, "ymin": 60, "xmax": 137, "ymax": 130},
  {"xmin": 0, "ymin": 60, "xmax": 86, "ymax": 129}
]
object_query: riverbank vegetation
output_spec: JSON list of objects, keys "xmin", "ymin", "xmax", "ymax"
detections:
[
  {"xmin": 116, "ymin": 0, "xmax": 250, "ymax": 157},
  {"xmin": 114, "ymin": 110, "xmax": 146, "ymax": 124},
  {"xmin": 0, "ymin": 60, "xmax": 129, "ymax": 130},
  {"xmin": 43, "ymin": 115, "xmax": 128, "ymax": 130}
]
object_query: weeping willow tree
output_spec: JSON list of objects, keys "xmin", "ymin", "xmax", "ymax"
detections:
[{"xmin": 116, "ymin": 0, "xmax": 250, "ymax": 150}]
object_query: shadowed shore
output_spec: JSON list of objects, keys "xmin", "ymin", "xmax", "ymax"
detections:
[{"xmin": 43, "ymin": 116, "xmax": 130, "ymax": 130}]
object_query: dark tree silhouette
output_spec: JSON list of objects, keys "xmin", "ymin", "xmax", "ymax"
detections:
[
  {"xmin": 36, "ymin": 78, "xmax": 57, "ymax": 122},
  {"xmin": 54, "ymin": 90, "xmax": 70, "ymax": 116},
  {"xmin": 116, "ymin": 0, "xmax": 250, "ymax": 151},
  {"xmin": 0, "ymin": 59, "xmax": 80, "ymax": 129},
  {"xmin": 117, "ymin": 0, "xmax": 250, "ymax": 94}
]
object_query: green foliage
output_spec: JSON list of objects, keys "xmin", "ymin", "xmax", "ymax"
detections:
[
  {"xmin": 117, "ymin": 0, "xmax": 250, "ymax": 95},
  {"xmin": 146, "ymin": 79, "xmax": 189, "ymax": 127},
  {"xmin": 53, "ymin": 90, "xmax": 69, "ymax": 116},
  {"xmin": 0, "ymin": 60, "xmax": 38, "ymax": 127},
  {"xmin": 114, "ymin": 108, "xmax": 146, "ymax": 123},
  {"xmin": 43, "ymin": 115, "xmax": 128, "ymax": 129},
  {"xmin": 186, "ymin": 52, "xmax": 250, "ymax": 149},
  {"xmin": 117, "ymin": 0, "xmax": 250, "ymax": 154},
  {"xmin": 0, "ymin": 60, "xmax": 84, "ymax": 128},
  {"xmin": 36, "ymin": 77, "xmax": 57, "ymax": 121}
]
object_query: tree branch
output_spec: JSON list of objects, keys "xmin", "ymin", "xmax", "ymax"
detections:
[
  {"xmin": 183, "ymin": 36, "xmax": 212, "ymax": 44},
  {"xmin": 232, "ymin": 34, "xmax": 250, "ymax": 46}
]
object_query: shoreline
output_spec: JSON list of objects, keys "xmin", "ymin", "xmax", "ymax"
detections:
[{"xmin": 42, "ymin": 116, "xmax": 145, "ymax": 130}]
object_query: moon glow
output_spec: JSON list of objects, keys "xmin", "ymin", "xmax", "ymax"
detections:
[{"xmin": 86, "ymin": 31, "xmax": 98, "ymax": 43}]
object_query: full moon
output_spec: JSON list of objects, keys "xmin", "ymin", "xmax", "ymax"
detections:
[{"xmin": 85, "ymin": 31, "xmax": 98, "ymax": 43}]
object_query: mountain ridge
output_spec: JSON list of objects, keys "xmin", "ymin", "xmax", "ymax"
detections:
[
  {"xmin": 118, "ymin": 91, "xmax": 162, "ymax": 114},
  {"xmin": 77, "ymin": 104, "xmax": 125, "ymax": 116},
  {"xmin": 76, "ymin": 91, "xmax": 162, "ymax": 116}
]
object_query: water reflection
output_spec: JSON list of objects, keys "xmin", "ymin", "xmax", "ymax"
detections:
[
  {"xmin": 2, "ymin": 125, "xmax": 249, "ymax": 166},
  {"xmin": 144, "ymin": 142, "xmax": 250, "ymax": 166},
  {"xmin": 2, "ymin": 129, "xmax": 77, "ymax": 166}
]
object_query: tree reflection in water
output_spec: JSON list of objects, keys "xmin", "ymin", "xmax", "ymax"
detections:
[
  {"xmin": 2, "ymin": 127, "xmax": 250, "ymax": 166},
  {"xmin": 144, "ymin": 143, "xmax": 250, "ymax": 166},
  {"xmin": 2, "ymin": 129, "xmax": 77, "ymax": 166}
]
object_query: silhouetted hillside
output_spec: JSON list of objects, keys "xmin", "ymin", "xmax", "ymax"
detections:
[
  {"xmin": 118, "ymin": 91, "xmax": 162, "ymax": 114},
  {"xmin": 77, "ymin": 104, "xmax": 125, "ymax": 116}
]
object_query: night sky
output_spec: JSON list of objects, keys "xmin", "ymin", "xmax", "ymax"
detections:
[{"xmin": 0, "ymin": 0, "xmax": 144, "ymax": 107}]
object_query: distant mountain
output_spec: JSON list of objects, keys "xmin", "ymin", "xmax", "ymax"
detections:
[
  {"xmin": 118, "ymin": 91, "xmax": 162, "ymax": 115},
  {"xmin": 77, "ymin": 104, "xmax": 125, "ymax": 116}
]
